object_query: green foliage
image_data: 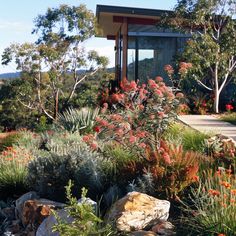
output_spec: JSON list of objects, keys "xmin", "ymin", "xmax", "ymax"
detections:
[
  {"xmin": 27, "ymin": 140, "xmax": 106, "ymax": 201},
  {"xmin": 32, "ymin": 4, "xmax": 96, "ymax": 44},
  {"xmin": 0, "ymin": 132, "xmax": 21, "ymax": 151},
  {"xmin": 40, "ymin": 131, "xmax": 82, "ymax": 154},
  {"xmin": 170, "ymin": 0, "xmax": 236, "ymax": 113},
  {"xmin": 178, "ymin": 168, "xmax": 236, "ymax": 235},
  {"xmin": 52, "ymin": 181, "xmax": 115, "ymax": 236},
  {"xmin": 220, "ymin": 112, "xmax": 236, "ymax": 125},
  {"xmin": 0, "ymin": 130, "xmax": 41, "ymax": 154},
  {"xmin": 72, "ymin": 71, "xmax": 114, "ymax": 108},
  {"xmin": 164, "ymin": 123, "xmax": 210, "ymax": 153},
  {"xmin": 35, "ymin": 115, "xmax": 52, "ymax": 133},
  {"xmin": 101, "ymin": 144, "xmax": 141, "ymax": 187},
  {"xmin": 0, "ymin": 78, "xmax": 40, "ymax": 130},
  {"xmin": 56, "ymin": 107, "xmax": 99, "ymax": 134},
  {"xmin": 204, "ymin": 135, "xmax": 236, "ymax": 170},
  {"xmin": 14, "ymin": 130, "xmax": 41, "ymax": 151}
]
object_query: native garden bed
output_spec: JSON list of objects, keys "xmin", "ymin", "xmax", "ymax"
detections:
[{"xmin": 0, "ymin": 78, "xmax": 235, "ymax": 236}]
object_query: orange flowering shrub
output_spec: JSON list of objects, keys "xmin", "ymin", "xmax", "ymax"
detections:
[
  {"xmin": 0, "ymin": 146, "xmax": 33, "ymax": 166},
  {"xmin": 180, "ymin": 166, "xmax": 236, "ymax": 235},
  {"xmin": 130, "ymin": 140, "xmax": 201, "ymax": 199},
  {"xmin": 0, "ymin": 146, "xmax": 33, "ymax": 198}
]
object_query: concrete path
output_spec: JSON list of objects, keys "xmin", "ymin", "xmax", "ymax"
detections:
[{"xmin": 178, "ymin": 115, "xmax": 236, "ymax": 141}]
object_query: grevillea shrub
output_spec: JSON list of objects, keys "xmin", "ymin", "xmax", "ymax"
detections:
[
  {"xmin": 95, "ymin": 77, "xmax": 180, "ymax": 150},
  {"xmin": 83, "ymin": 78, "xmax": 202, "ymax": 199},
  {"xmin": 164, "ymin": 62, "xmax": 192, "ymax": 90}
]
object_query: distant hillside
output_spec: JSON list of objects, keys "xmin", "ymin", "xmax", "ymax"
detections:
[
  {"xmin": 0, "ymin": 72, "xmax": 20, "ymax": 79},
  {"xmin": 0, "ymin": 68, "xmax": 114, "ymax": 80}
]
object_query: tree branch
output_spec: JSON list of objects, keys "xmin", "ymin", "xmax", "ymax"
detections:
[
  {"xmin": 17, "ymin": 99, "xmax": 37, "ymax": 110},
  {"xmin": 196, "ymin": 79, "xmax": 213, "ymax": 91},
  {"xmin": 66, "ymin": 68, "xmax": 99, "ymax": 103}
]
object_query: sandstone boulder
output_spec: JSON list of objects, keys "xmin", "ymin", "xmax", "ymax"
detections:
[{"xmin": 106, "ymin": 191, "xmax": 170, "ymax": 232}]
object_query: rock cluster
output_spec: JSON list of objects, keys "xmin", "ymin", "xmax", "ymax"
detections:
[
  {"xmin": 0, "ymin": 191, "xmax": 65, "ymax": 236},
  {"xmin": 0, "ymin": 191, "xmax": 175, "ymax": 236}
]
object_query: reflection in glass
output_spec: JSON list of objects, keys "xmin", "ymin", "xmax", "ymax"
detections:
[{"xmin": 127, "ymin": 49, "xmax": 135, "ymax": 81}]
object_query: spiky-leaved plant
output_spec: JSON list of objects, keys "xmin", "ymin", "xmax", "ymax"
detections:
[
  {"xmin": 55, "ymin": 107, "xmax": 99, "ymax": 134},
  {"xmin": 178, "ymin": 167, "xmax": 236, "ymax": 236}
]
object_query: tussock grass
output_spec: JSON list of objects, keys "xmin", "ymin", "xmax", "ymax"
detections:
[
  {"xmin": 220, "ymin": 112, "xmax": 236, "ymax": 125},
  {"xmin": 164, "ymin": 122, "xmax": 211, "ymax": 153}
]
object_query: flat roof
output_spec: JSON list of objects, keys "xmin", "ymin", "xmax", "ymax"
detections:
[
  {"xmin": 96, "ymin": 5, "xmax": 172, "ymax": 19},
  {"xmin": 96, "ymin": 5, "xmax": 173, "ymax": 38}
]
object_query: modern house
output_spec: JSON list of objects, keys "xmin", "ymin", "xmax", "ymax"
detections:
[{"xmin": 96, "ymin": 5, "xmax": 191, "ymax": 86}]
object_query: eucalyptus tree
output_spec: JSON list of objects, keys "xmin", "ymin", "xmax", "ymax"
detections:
[
  {"xmin": 169, "ymin": 0, "xmax": 236, "ymax": 113},
  {"xmin": 2, "ymin": 4, "xmax": 108, "ymax": 120}
]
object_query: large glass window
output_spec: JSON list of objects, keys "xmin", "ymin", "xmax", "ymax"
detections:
[{"xmin": 127, "ymin": 36, "xmax": 188, "ymax": 84}]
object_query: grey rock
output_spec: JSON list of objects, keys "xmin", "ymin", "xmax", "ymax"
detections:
[{"xmin": 36, "ymin": 209, "xmax": 73, "ymax": 236}]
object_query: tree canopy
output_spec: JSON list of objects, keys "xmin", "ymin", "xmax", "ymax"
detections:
[
  {"xmin": 2, "ymin": 4, "xmax": 109, "ymax": 121},
  {"xmin": 168, "ymin": 0, "xmax": 236, "ymax": 113}
]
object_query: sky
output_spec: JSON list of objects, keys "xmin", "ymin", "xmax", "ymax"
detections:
[{"xmin": 0, "ymin": 0, "xmax": 177, "ymax": 73}]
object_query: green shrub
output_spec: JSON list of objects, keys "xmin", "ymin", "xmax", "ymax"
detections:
[
  {"xmin": 35, "ymin": 115, "xmax": 52, "ymax": 133},
  {"xmin": 101, "ymin": 144, "xmax": 143, "ymax": 190},
  {"xmin": 27, "ymin": 143, "xmax": 106, "ymax": 201},
  {"xmin": 40, "ymin": 131, "xmax": 82, "ymax": 155},
  {"xmin": 14, "ymin": 130, "xmax": 41, "ymax": 152},
  {"xmin": 52, "ymin": 180, "xmax": 116, "ymax": 236},
  {"xmin": 0, "ymin": 132, "xmax": 21, "ymax": 151}
]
